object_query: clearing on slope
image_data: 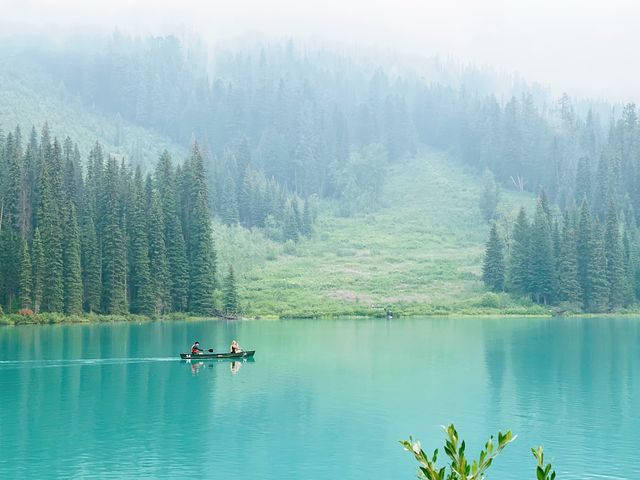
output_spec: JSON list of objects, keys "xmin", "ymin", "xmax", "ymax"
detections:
[{"xmin": 216, "ymin": 151, "xmax": 542, "ymax": 317}]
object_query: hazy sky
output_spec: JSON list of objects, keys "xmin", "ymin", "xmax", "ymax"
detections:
[{"xmin": 2, "ymin": 0, "xmax": 639, "ymax": 102}]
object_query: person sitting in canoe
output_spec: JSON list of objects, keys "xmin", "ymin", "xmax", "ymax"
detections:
[
  {"xmin": 230, "ymin": 340, "xmax": 242, "ymax": 354},
  {"xmin": 191, "ymin": 341, "xmax": 204, "ymax": 355}
]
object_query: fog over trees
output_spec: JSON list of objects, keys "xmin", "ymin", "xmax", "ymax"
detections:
[{"xmin": 2, "ymin": 31, "xmax": 640, "ymax": 314}]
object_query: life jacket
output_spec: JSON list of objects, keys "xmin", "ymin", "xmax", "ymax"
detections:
[{"xmin": 191, "ymin": 344, "xmax": 200, "ymax": 354}]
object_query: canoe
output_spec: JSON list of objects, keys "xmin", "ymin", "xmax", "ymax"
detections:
[{"xmin": 180, "ymin": 350, "xmax": 255, "ymax": 360}]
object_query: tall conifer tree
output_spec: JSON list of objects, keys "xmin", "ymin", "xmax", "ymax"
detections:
[
  {"xmin": 146, "ymin": 176, "xmax": 170, "ymax": 314},
  {"xmin": 577, "ymin": 201, "xmax": 593, "ymax": 309},
  {"xmin": 557, "ymin": 214, "xmax": 581, "ymax": 303},
  {"xmin": 223, "ymin": 265, "xmax": 239, "ymax": 315},
  {"xmin": 604, "ymin": 200, "xmax": 625, "ymax": 310},
  {"xmin": 32, "ymin": 228, "xmax": 44, "ymax": 314},
  {"xmin": 186, "ymin": 145, "xmax": 216, "ymax": 314},
  {"xmin": 482, "ymin": 223, "xmax": 505, "ymax": 292},
  {"xmin": 508, "ymin": 207, "xmax": 531, "ymax": 296},
  {"xmin": 156, "ymin": 152, "xmax": 189, "ymax": 311},
  {"xmin": 19, "ymin": 240, "xmax": 32, "ymax": 310},
  {"xmin": 63, "ymin": 203, "xmax": 83, "ymax": 315},
  {"xmin": 128, "ymin": 168, "xmax": 154, "ymax": 315},
  {"xmin": 81, "ymin": 213, "xmax": 101, "ymax": 313},
  {"xmin": 101, "ymin": 157, "xmax": 128, "ymax": 315},
  {"xmin": 37, "ymin": 151, "xmax": 64, "ymax": 312},
  {"xmin": 589, "ymin": 220, "xmax": 610, "ymax": 312},
  {"xmin": 622, "ymin": 231, "xmax": 637, "ymax": 305},
  {"xmin": 530, "ymin": 198, "xmax": 556, "ymax": 304}
]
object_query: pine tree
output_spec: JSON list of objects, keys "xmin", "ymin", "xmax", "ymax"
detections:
[
  {"xmin": 155, "ymin": 152, "xmax": 189, "ymax": 311},
  {"xmin": 19, "ymin": 240, "xmax": 32, "ymax": 310},
  {"xmin": 508, "ymin": 207, "xmax": 531, "ymax": 295},
  {"xmin": 576, "ymin": 201, "xmax": 593, "ymax": 309},
  {"xmin": 146, "ymin": 176, "xmax": 170, "ymax": 315},
  {"xmin": 128, "ymin": 168, "xmax": 154, "ymax": 315},
  {"xmin": 223, "ymin": 265, "xmax": 239, "ymax": 315},
  {"xmin": 234, "ymin": 137, "xmax": 252, "ymax": 189},
  {"xmin": 604, "ymin": 200, "xmax": 625, "ymax": 310},
  {"xmin": 238, "ymin": 168, "xmax": 253, "ymax": 226},
  {"xmin": 530, "ymin": 198, "xmax": 556, "ymax": 304},
  {"xmin": 186, "ymin": 145, "xmax": 216, "ymax": 315},
  {"xmin": 557, "ymin": 214, "xmax": 581, "ymax": 303},
  {"xmin": 101, "ymin": 157, "xmax": 128, "ymax": 315},
  {"xmin": 539, "ymin": 189, "xmax": 552, "ymax": 223},
  {"xmin": 0, "ymin": 227, "xmax": 20, "ymax": 311},
  {"xmin": 283, "ymin": 204, "xmax": 300, "ymax": 242},
  {"xmin": 291, "ymin": 197, "xmax": 302, "ymax": 233},
  {"xmin": 81, "ymin": 213, "xmax": 101, "ymax": 313},
  {"xmin": 552, "ymin": 218, "xmax": 561, "ymax": 274},
  {"xmin": 588, "ymin": 220, "xmax": 610, "ymax": 312},
  {"xmin": 594, "ymin": 154, "xmax": 610, "ymax": 218},
  {"xmin": 220, "ymin": 168, "xmax": 239, "ymax": 225},
  {"xmin": 622, "ymin": 231, "xmax": 636, "ymax": 306},
  {"xmin": 480, "ymin": 169, "xmax": 500, "ymax": 223},
  {"xmin": 62, "ymin": 203, "xmax": 83, "ymax": 315},
  {"xmin": 301, "ymin": 198, "xmax": 313, "ymax": 237},
  {"xmin": 80, "ymin": 143, "xmax": 103, "ymax": 313},
  {"xmin": 37, "ymin": 153, "xmax": 64, "ymax": 312},
  {"xmin": 575, "ymin": 156, "xmax": 592, "ymax": 204},
  {"xmin": 32, "ymin": 228, "xmax": 44, "ymax": 314},
  {"xmin": 482, "ymin": 223, "xmax": 505, "ymax": 292}
]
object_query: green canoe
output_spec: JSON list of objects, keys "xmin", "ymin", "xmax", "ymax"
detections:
[{"xmin": 180, "ymin": 350, "xmax": 255, "ymax": 360}]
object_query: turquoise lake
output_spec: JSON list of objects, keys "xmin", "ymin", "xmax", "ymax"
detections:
[{"xmin": 0, "ymin": 317, "xmax": 638, "ymax": 479}]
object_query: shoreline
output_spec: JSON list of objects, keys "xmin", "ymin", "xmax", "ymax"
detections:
[{"xmin": 2, "ymin": 309, "xmax": 639, "ymax": 326}]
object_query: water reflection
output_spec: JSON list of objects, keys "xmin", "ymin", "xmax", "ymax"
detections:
[
  {"xmin": 480, "ymin": 316, "xmax": 640, "ymax": 478},
  {"xmin": 190, "ymin": 361, "xmax": 205, "ymax": 374},
  {"xmin": 230, "ymin": 361, "xmax": 242, "ymax": 374},
  {"xmin": 184, "ymin": 358, "xmax": 254, "ymax": 375}
]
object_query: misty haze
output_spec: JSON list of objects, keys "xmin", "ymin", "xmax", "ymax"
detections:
[{"xmin": 0, "ymin": 2, "xmax": 639, "ymax": 479}]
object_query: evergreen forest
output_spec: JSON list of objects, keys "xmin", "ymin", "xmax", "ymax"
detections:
[{"xmin": 3, "ymin": 35, "xmax": 640, "ymax": 317}]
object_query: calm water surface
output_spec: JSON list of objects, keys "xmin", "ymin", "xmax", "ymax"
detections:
[{"xmin": 0, "ymin": 317, "xmax": 638, "ymax": 479}]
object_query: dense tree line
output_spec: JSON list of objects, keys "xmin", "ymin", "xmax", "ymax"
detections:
[
  {"xmin": 8, "ymin": 35, "xmax": 640, "ymax": 208},
  {"xmin": 10, "ymin": 37, "xmax": 640, "ymax": 314},
  {"xmin": 210, "ymin": 137, "xmax": 314, "ymax": 241},
  {"xmin": 27, "ymin": 36, "xmax": 640, "ymax": 217},
  {"xmin": 457, "ymin": 95, "xmax": 640, "ymax": 220},
  {"xmin": 483, "ymin": 190, "xmax": 638, "ymax": 312},
  {"xmin": 0, "ymin": 124, "xmax": 217, "ymax": 315},
  {"xmin": 23, "ymin": 37, "xmax": 415, "ymax": 202}
]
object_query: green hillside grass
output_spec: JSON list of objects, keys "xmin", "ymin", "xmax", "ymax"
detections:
[
  {"xmin": 216, "ymin": 151, "xmax": 547, "ymax": 318},
  {"xmin": 0, "ymin": 65, "xmax": 185, "ymax": 165}
]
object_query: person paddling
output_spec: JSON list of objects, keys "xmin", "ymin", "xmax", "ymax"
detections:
[
  {"xmin": 230, "ymin": 340, "xmax": 242, "ymax": 354},
  {"xmin": 191, "ymin": 341, "xmax": 204, "ymax": 355}
]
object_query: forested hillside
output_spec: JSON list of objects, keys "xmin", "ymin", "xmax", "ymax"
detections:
[
  {"xmin": 0, "ymin": 57, "xmax": 185, "ymax": 166},
  {"xmin": 2, "ymin": 35, "xmax": 640, "ymax": 317},
  {"xmin": 480, "ymin": 99, "xmax": 640, "ymax": 313},
  {"xmin": 8, "ymin": 37, "xmax": 636, "ymax": 213}
]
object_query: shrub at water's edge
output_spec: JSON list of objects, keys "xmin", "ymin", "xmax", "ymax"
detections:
[{"xmin": 402, "ymin": 424, "xmax": 556, "ymax": 479}]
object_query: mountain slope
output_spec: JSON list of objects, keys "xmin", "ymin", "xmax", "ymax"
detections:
[
  {"xmin": 216, "ymin": 151, "xmax": 543, "ymax": 317},
  {"xmin": 0, "ymin": 66, "xmax": 185, "ymax": 164}
]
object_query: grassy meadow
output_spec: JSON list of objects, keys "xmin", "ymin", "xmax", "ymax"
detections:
[{"xmin": 216, "ymin": 151, "xmax": 547, "ymax": 318}]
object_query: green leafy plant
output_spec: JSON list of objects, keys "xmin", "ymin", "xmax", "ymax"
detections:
[
  {"xmin": 532, "ymin": 446, "xmax": 556, "ymax": 480},
  {"xmin": 401, "ymin": 424, "xmax": 516, "ymax": 479}
]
